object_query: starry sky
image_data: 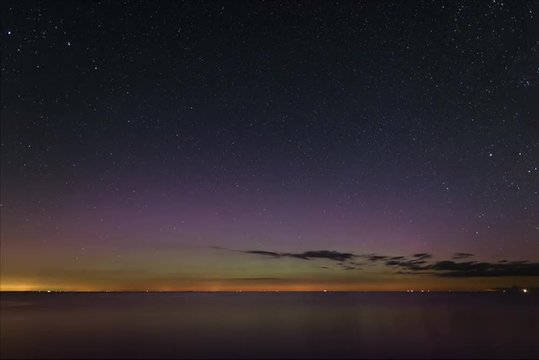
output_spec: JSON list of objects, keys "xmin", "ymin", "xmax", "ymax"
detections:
[{"xmin": 1, "ymin": 0, "xmax": 538, "ymax": 291}]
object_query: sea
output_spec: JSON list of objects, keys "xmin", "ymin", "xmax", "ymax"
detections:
[{"xmin": 1, "ymin": 292, "xmax": 538, "ymax": 358}]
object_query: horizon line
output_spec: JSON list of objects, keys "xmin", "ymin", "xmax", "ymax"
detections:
[{"xmin": 1, "ymin": 289, "xmax": 534, "ymax": 294}]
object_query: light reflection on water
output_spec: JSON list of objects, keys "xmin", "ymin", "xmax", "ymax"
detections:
[{"xmin": 1, "ymin": 292, "xmax": 538, "ymax": 358}]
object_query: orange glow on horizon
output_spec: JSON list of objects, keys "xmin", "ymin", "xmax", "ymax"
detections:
[{"xmin": 3, "ymin": 278, "xmax": 536, "ymax": 292}]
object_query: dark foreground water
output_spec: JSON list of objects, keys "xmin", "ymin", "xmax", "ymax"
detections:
[{"xmin": 1, "ymin": 292, "xmax": 538, "ymax": 359}]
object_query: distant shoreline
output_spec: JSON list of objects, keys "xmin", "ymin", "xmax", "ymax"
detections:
[{"xmin": 1, "ymin": 289, "xmax": 535, "ymax": 294}]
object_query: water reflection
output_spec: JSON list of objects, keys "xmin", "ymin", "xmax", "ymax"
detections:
[{"xmin": 1, "ymin": 292, "xmax": 538, "ymax": 358}]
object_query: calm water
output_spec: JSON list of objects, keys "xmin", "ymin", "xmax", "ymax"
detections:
[{"xmin": 1, "ymin": 292, "xmax": 538, "ymax": 358}]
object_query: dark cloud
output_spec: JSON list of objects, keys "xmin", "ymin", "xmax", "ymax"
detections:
[
  {"xmin": 429, "ymin": 261, "xmax": 539, "ymax": 277},
  {"xmin": 385, "ymin": 258, "xmax": 428, "ymax": 271},
  {"xmin": 226, "ymin": 247, "xmax": 539, "ymax": 278},
  {"xmin": 453, "ymin": 252, "xmax": 475, "ymax": 260},
  {"xmin": 413, "ymin": 253, "xmax": 433, "ymax": 260},
  {"xmin": 299, "ymin": 250, "xmax": 356, "ymax": 261},
  {"xmin": 392, "ymin": 260, "xmax": 539, "ymax": 277},
  {"xmin": 364, "ymin": 254, "xmax": 389, "ymax": 262},
  {"xmin": 242, "ymin": 249, "xmax": 357, "ymax": 262},
  {"xmin": 244, "ymin": 250, "xmax": 282, "ymax": 258}
]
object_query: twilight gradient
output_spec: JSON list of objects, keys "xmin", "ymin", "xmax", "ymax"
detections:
[{"xmin": 1, "ymin": 0, "xmax": 538, "ymax": 291}]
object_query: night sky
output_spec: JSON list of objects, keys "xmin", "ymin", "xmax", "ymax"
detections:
[{"xmin": 2, "ymin": 1, "xmax": 538, "ymax": 291}]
